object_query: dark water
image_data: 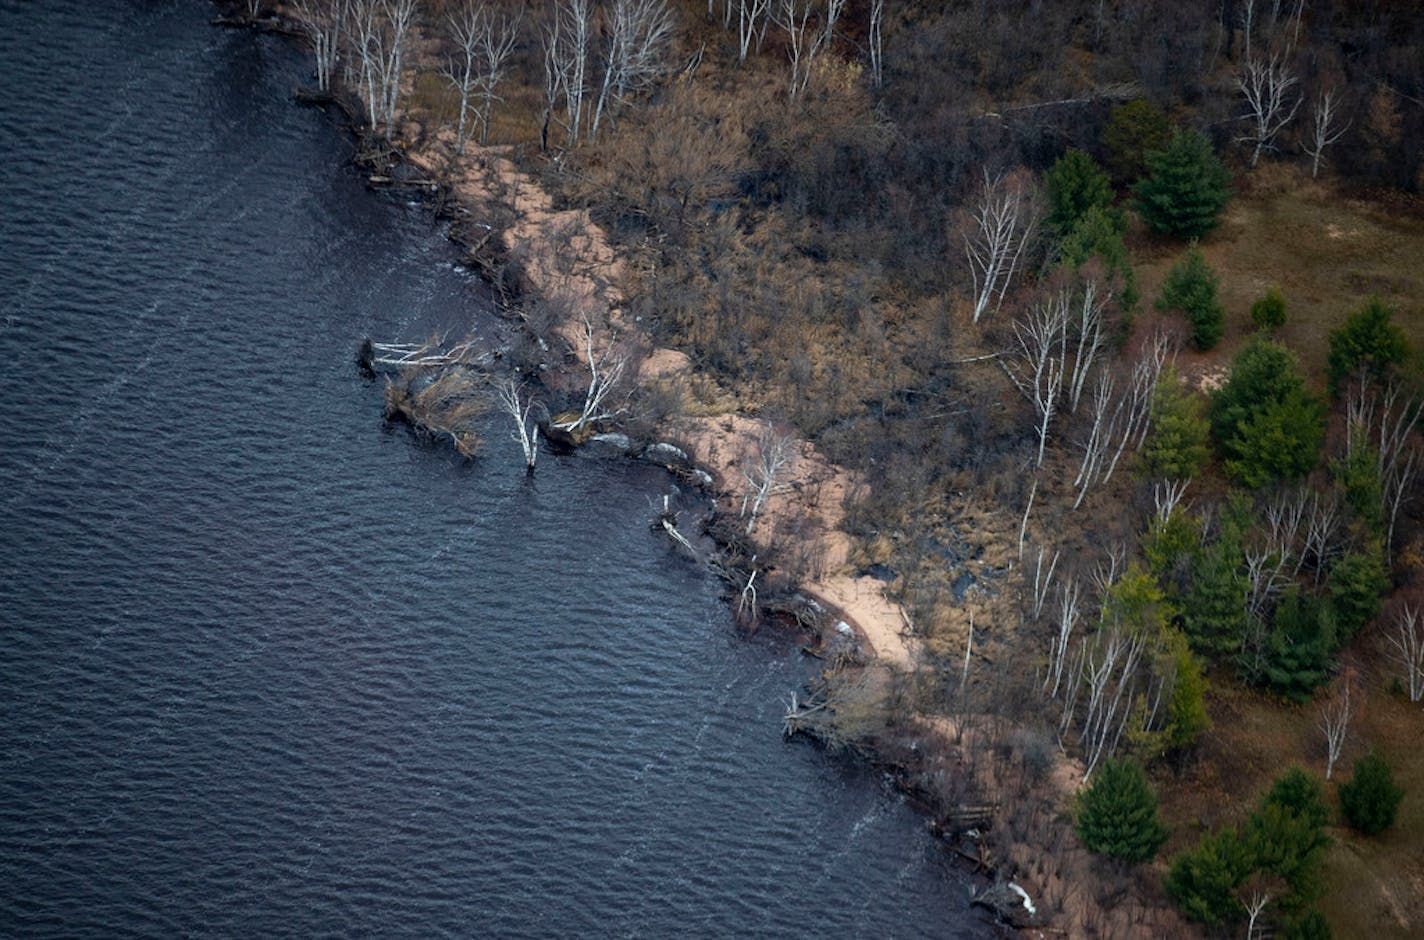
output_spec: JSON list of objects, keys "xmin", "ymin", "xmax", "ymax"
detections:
[{"xmin": 0, "ymin": 2, "xmax": 984, "ymax": 936}]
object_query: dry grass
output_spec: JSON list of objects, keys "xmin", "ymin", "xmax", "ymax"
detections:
[{"xmin": 1133, "ymin": 164, "xmax": 1424, "ymax": 390}]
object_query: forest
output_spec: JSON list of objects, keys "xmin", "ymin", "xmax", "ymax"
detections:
[{"xmin": 243, "ymin": 0, "xmax": 1424, "ymax": 935}]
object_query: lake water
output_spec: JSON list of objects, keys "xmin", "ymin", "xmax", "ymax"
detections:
[{"xmin": 0, "ymin": 2, "xmax": 984, "ymax": 936}]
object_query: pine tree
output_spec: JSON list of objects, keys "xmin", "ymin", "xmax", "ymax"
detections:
[
  {"xmin": 1262, "ymin": 768, "xmax": 1332, "ymax": 832},
  {"xmin": 1326, "ymin": 544, "xmax": 1388, "ymax": 640},
  {"xmin": 1326, "ymin": 298, "xmax": 1410, "ymax": 397},
  {"xmin": 1076, "ymin": 757, "xmax": 1170, "ymax": 862},
  {"xmin": 1338, "ymin": 750, "xmax": 1404, "ymax": 835},
  {"xmin": 1133, "ymin": 130, "xmax": 1232, "ymax": 239},
  {"xmin": 1259, "ymin": 592, "xmax": 1336, "ymax": 701},
  {"xmin": 1142, "ymin": 366, "xmax": 1210, "ymax": 479},
  {"xmin": 1211, "ymin": 338, "xmax": 1325, "ymax": 487},
  {"xmin": 1104, "ymin": 98, "xmax": 1172, "ymax": 184},
  {"xmin": 1156, "ymin": 247, "xmax": 1224, "ymax": 350},
  {"xmin": 1166, "ymin": 828, "xmax": 1253, "ymax": 925},
  {"xmin": 1182, "ymin": 538, "xmax": 1248, "ymax": 660},
  {"xmin": 1059, "ymin": 205, "xmax": 1138, "ymax": 308},
  {"xmin": 1166, "ymin": 633, "xmax": 1211, "ymax": 750},
  {"xmin": 1046, "ymin": 149, "xmax": 1114, "ymax": 237}
]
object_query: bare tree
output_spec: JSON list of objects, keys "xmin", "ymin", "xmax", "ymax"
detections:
[
  {"xmin": 494, "ymin": 377, "xmax": 540, "ymax": 472},
  {"xmin": 543, "ymin": 0, "xmax": 592, "ymax": 148},
  {"xmin": 736, "ymin": 0, "xmax": 772, "ymax": 63},
  {"xmin": 1319, "ymin": 679, "xmax": 1352, "ymax": 780},
  {"xmin": 292, "ymin": 0, "xmax": 346, "ymax": 94},
  {"xmin": 1027, "ymin": 545, "xmax": 1061, "ymax": 620},
  {"xmin": 590, "ymin": 0, "xmax": 675, "ymax": 140},
  {"xmin": 1067, "ymin": 277, "xmax": 1110, "ymax": 412},
  {"xmin": 1072, "ymin": 331, "xmax": 1168, "ymax": 507},
  {"xmin": 1004, "ymin": 292, "xmax": 1068, "ymax": 467},
  {"xmin": 348, "ymin": 0, "xmax": 418, "ymax": 138},
  {"xmin": 1376, "ymin": 384, "xmax": 1422, "ymax": 563},
  {"xmin": 867, "ymin": 0, "xmax": 885, "ymax": 88},
  {"xmin": 444, "ymin": 4, "xmax": 520, "ymax": 150},
  {"xmin": 740, "ymin": 429, "xmax": 795, "ymax": 536},
  {"xmin": 1044, "ymin": 579, "xmax": 1081, "ymax": 699},
  {"xmin": 775, "ymin": 0, "xmax": 828, "ymax": 100},
  {"xmin": 1388, "ymin": 604, "xmax": 1423, "ymax": 704},
  {"xmin": 1242, "ymin": 885, "xmax": 1272, "ymax": 940},
  {"xmin": 553, "ymin": 316, "xmax": 632, "ymax": 433},
  {"xmin": 1300, "ymin": 489, "xmax": 1342, "ymax": 582},
  {"xmin": 1305, "ymin": 87, "xmax": 1350, "ymax": 178},
  {"xmin": 963, "ymin": 169, "xmax": 1039, "ymax": 324},
  {"xmin": 1237, "ymin": 49, "xmax": 1301, "ymax": 167}
]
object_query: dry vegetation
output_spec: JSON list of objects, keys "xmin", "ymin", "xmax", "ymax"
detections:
[{"xmin": 255, "ymin": 0, "xmax": 1424, "ymax": 934}]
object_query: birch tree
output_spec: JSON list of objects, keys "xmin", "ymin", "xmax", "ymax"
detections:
[
  {"xmin": 1388, "ymin": 604, "xmax": 1423, "ymax": 704},
  {"xmin": 444, "ymin": 3, "xmax": 520, "ymax": 149},
  {"xmin": 1004, "ymin": 292, "xmax": 1068, "ymax": 467},
  {"xmin": 736, "ymin": 0, "xmax": 771, "ymax": 63},
  {"xmin": 494, "ymin": 377, "xmax": 540, "ymax": 472},
  {"xmin": 775, "ymin": 0, "xmax": 828, "ymax": 101},
  {"xmin": 543, "ymin": 0, "xmax": 592, "ymax": 148},
  {"xmin": 1319, "ymin": 679, "xmax": 1352, "ymax": 780},
  {"xmin": 553, "ymin": 316, "xmax": 633, "ymax": 433},
  {"xmin": 1067, "ymin": 277, "xmax": 1109, "ymax": 412},
  {"xmin": 348, "ymin": 0, "xmax": 417, "ymax": 138},
  {"xmin": 1305, "ymin": 87, "xmax": 1350, "ymax": 178},
  {"xmin": 292, "ymin": 0, "xmax": 346, "ymax": 94},
  {"xmin": 962, "ymin": 169, "xmax": 1039, "ymax": 324},
  {"xmin": 590, "ymin": 0, "xmax": 675, "ymax": 141},
  {"xmin": 867, "ymin": 0, "xmax": 885, "ymax": 88},
  {"xmin": 1237, "ymin": 49, "xmax": 1301, "ymax": 167},
  {"xmin": 740, "ymin": 430, "xmax": 795, "ymax": 536}
]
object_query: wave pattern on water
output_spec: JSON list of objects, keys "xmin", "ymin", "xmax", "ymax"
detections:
[{"xmin": 0, "ymin": 2, "xmax": 982, "ymax": 937}]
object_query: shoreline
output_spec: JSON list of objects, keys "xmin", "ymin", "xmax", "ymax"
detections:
[{"xmin": 219, "ymin": 4, "xmax": 1181, "ymax": 934}]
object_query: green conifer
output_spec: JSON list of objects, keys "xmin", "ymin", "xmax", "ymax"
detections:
[
  {"xmin": 1133, "ymin": 130, "xmax": 1232, "ymax": 239},
  {"xmin": 1075, "ymin": 758, "xmax": 1170, "ymax": 863}
]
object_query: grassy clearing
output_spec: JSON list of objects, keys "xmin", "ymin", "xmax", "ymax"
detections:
[
  {"xmin": 1132, "ymin": 166, "xmax": 1424, "ymax": 935},
  {"xmin": 1133, "ymin": 164, "xmax": 1424, "ymax": 389}
]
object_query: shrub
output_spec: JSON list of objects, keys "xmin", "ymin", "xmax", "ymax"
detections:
[
  {"xmin": 1134, "ymin": 130, "xmax": 1232, "ymax": 239},
  {"xmin": 1076, "ymin": 758, "xmax": 1170, "ymax": 863},
  {"xmin": 1326, "ymin": 298, "xmax": 1410, "ymax": 397},
  {"xmin": 1338, "ymin": 750, "xmax": 1405, "ymax": 835},
  {"xmin": 1283, "ymin": 910, "xmax": 1333, "ymax": 940},
  {"xmin": 1156, "ymin": 247, "xmax": 1224, "ymax": 350},
  {"xmin": 1251, "ymin": 286, "xmax": 1287, "ymax": 331},
  {"xmin": 1046, "ymin": 148, "xmax": 1114, "ymax": 237},
  {"xmin": 1211, "ymin": 338, "xmax": 1324, "ymax": 487},
  {"xmin": 1104, "ymin": 98, "xmax": 1173, "ymax": 184}
]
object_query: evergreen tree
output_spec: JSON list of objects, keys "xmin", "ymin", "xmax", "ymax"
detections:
[
  {"xmin": 1245, "ymin": 801, "xmax": 1329, "ymax": 904},
  {"xmin": 1211, "ymin": 338, "xmax": 1325, "ymax": 487},
  {"xmin": 1262, "ymin": 768, "xmax": 1332, "ymax": 832},
  {"xmin": 1104, "ymin": 98, "xmax": 1172, "ymax": 184},
  {"xmin": 1326, "ymin": 298, "xmax": 1410, "ymax": 397},
  {"xmin": 1143, "ymin": 505, "xmax": 1200, "ymax": 599},
  {"xmin": 1076, "ymin": 757, "xmax": 1170, "ymax": 862},
  {"xmin": 1251, "ymin": 286, "xmax": 1287, "ymax": 331},
  {"xmin": 1133, "ymin": 130, "xmax": 1232, "ymax": 239},
  {"xmin": 1141, "ymin": 367, "xmax": 1210, "ymax": 479},
  {"xmin": 1059, "ymin": 206, "xmax": 1138, "ymax": 309},
  {"xmin": 1046, "ymin": 149, "xmax": 1114, "ymax": 237},
  {"xmin": 1166, "ymin": 828, "xmax": 1253, "ymax": 925},
  {"xmin": 1326, "ymin": 544, "xmax": 1388, "ymax": 640},
  {"xmin": 1182, "ymin": 538, "xmax": 1248, "ymax": 660},
  {"xmin": 1258, "ymin": 592, "xmax": 1336, "ymax": 701},
  {"xmin": 1338, "ymin": 750, "xmax": 1405, "ymax": 835},
  {"xmin": 1156, "ymin": 247, "xmax": 1225, "ymax": 350},
  {"xmin": 1166, "ymin": 633, "xmax": 1211, "ymax": 750},
  {"xmin": 1283, "ymin": 910, "xmax": 1333, "ymax": 940},
  {"xmin": 1333, "ymin": 432, "xmax": 1383, "ymax": 531}
]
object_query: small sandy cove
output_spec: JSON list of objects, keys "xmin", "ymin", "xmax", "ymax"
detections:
[{"xmin": 405, "ymin": 139, "xmax": 918, "ymax": 669}]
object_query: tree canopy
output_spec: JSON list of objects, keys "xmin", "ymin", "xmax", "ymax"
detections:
[{"xmin": 1133, "ymin": 130, "xmax": 1232, "ymax": 239}]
